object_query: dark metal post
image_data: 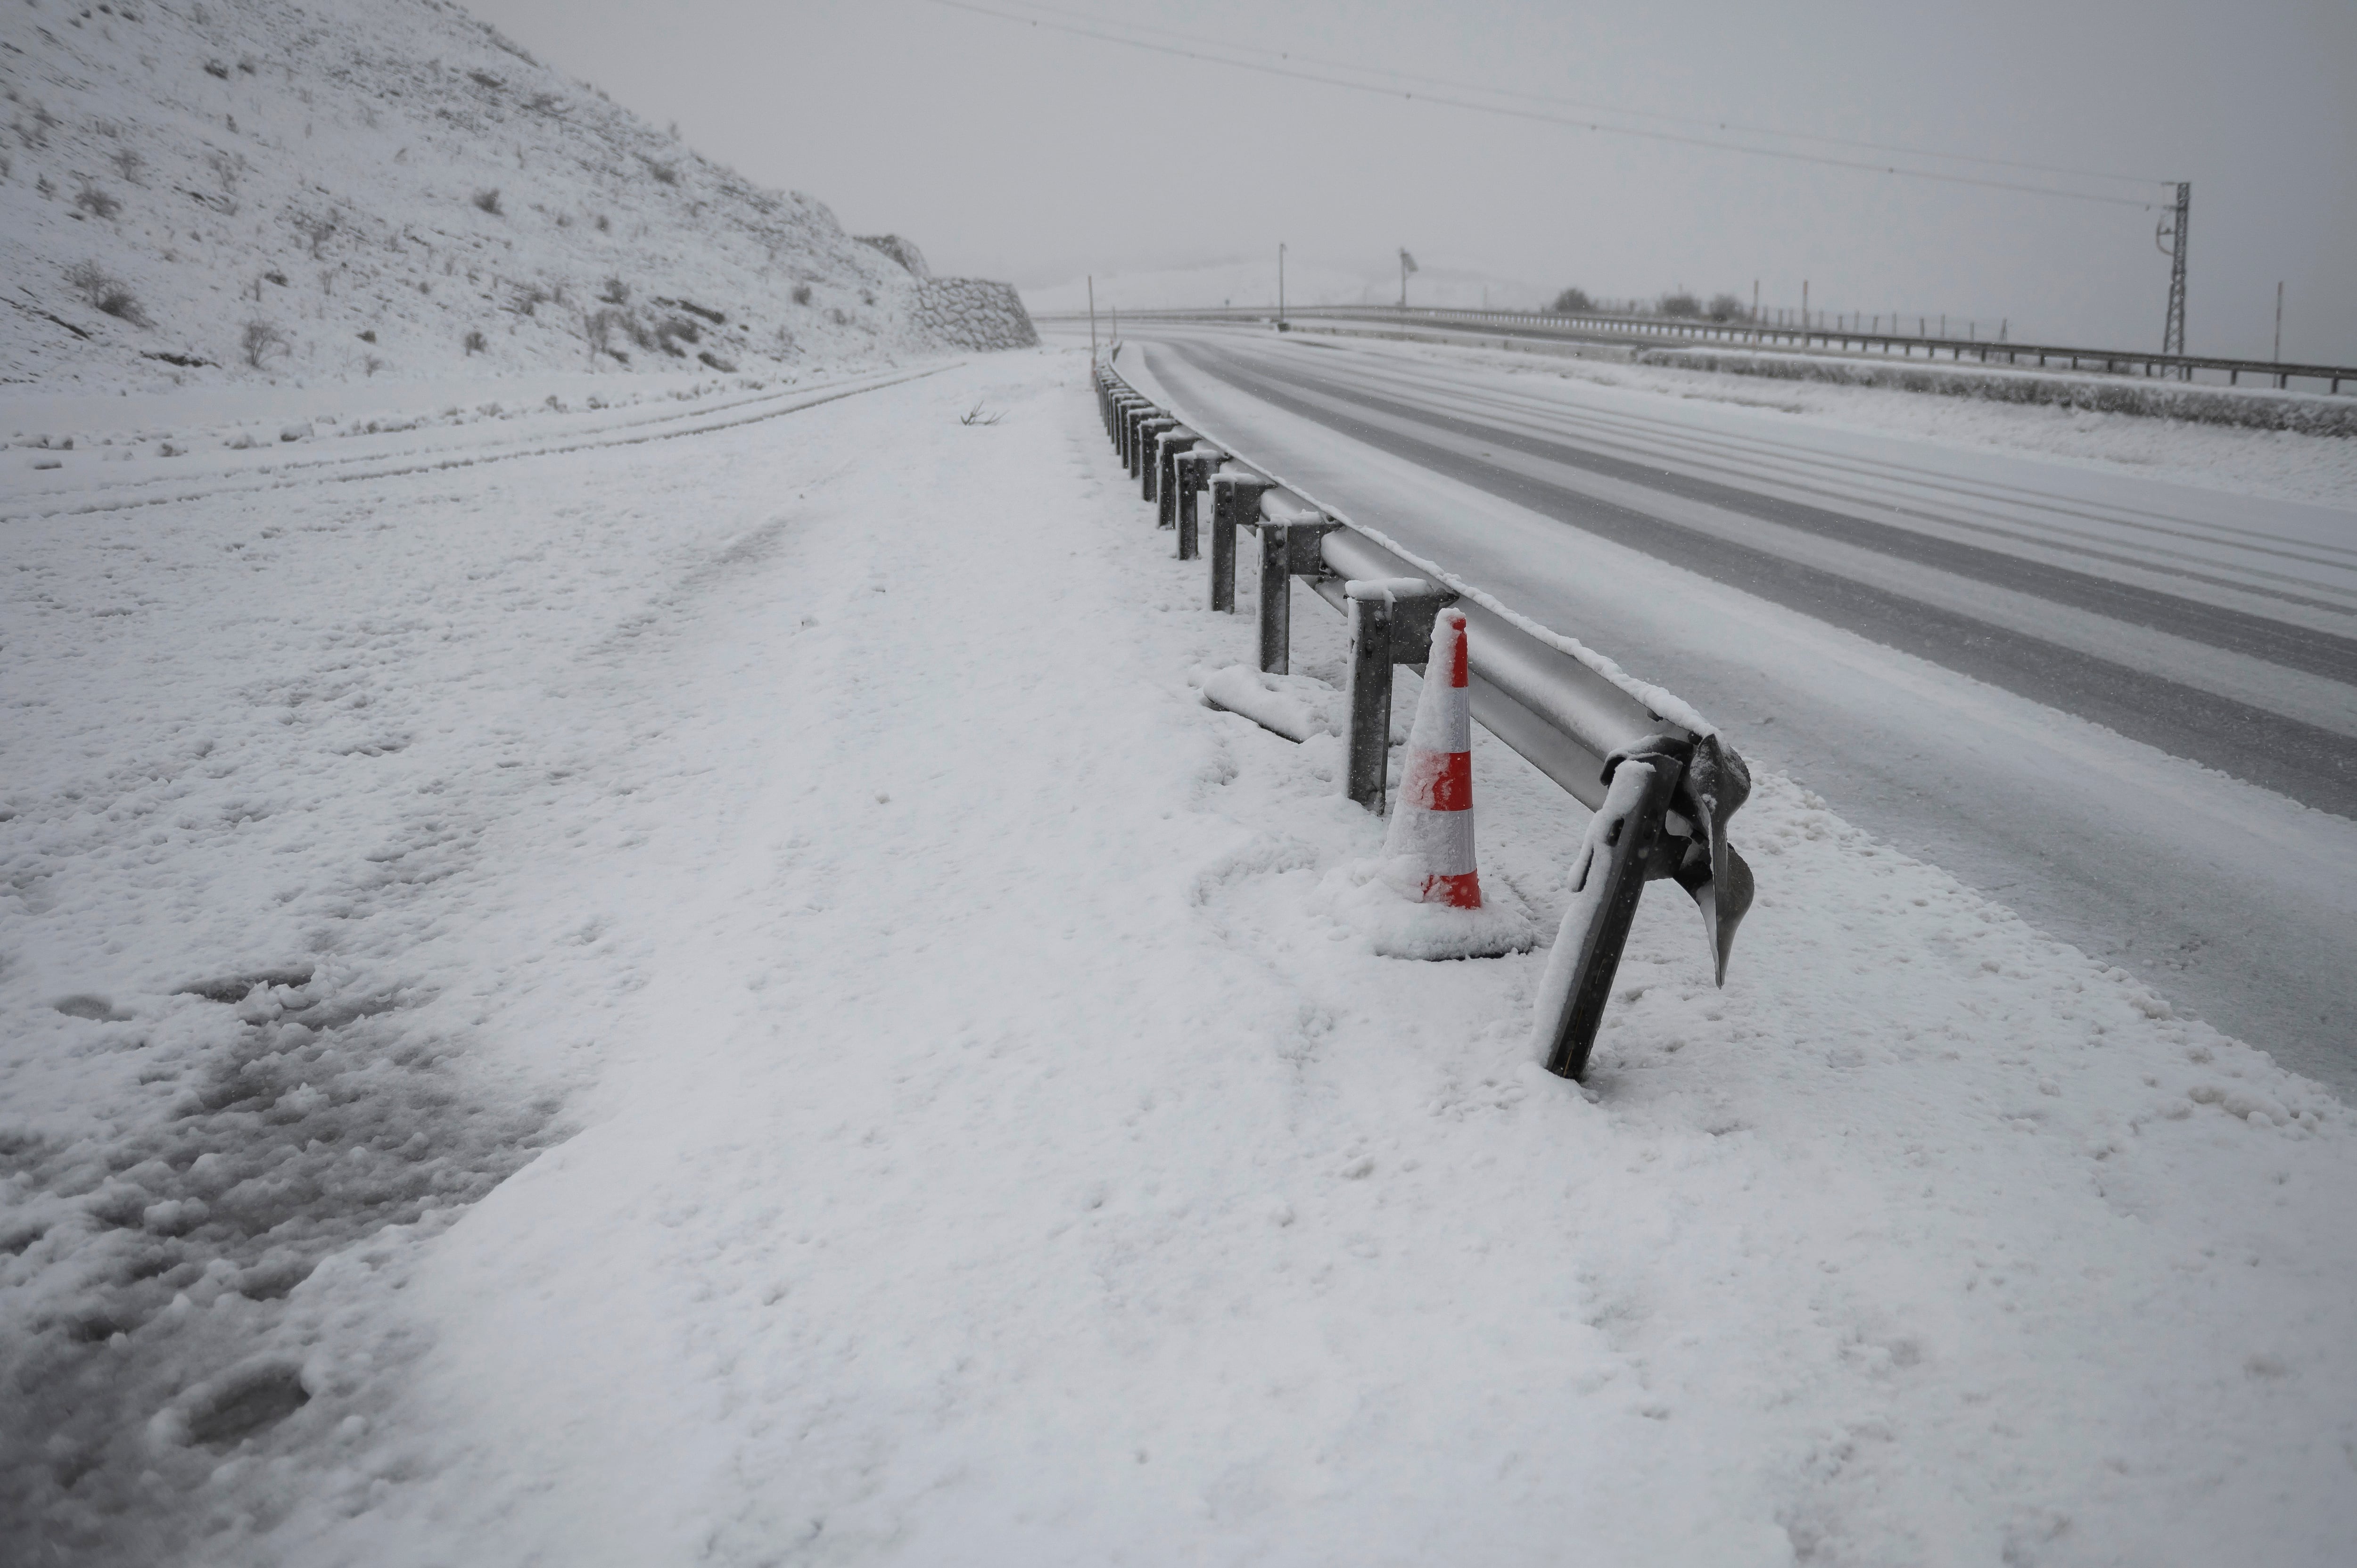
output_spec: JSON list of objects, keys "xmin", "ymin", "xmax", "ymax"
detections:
[
  {"xmin": 1343, "ymin": 593, "xmax": 1395, "ymax": 813},
  {"xmin": 1135, "ymin": 417, "xmax": 1176, "ymax": 488},
  {"xmin": 1534, "ymin": 744, "xmax": 1686, "ymax": 1080},
  {"xmin": 1210, "ymin": 473, "xmax": 1269, "ymax": 613},
  {"xmin": 1121, "ymin": 404, "xmax": 1148, "ymax": 472},
  {"xmin": 1172, "ymin": 448, "xmax": 1219, "ymax": 560},
  {"xmin": 1152, "ymin": 428, "xmax": 1193, "ymax": 519},
  {"xmin": 1258, "ymin": 522, "xmax": 1293, "ymax": 674}
]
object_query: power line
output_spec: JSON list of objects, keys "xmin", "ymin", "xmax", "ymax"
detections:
[
  {"xmin": 922, "ymin": 0, "xmax": 2173, "ymax": 209},
  {"xmin": 977, "ymin": 0, "xmax": 2167, "ymax": 189}
]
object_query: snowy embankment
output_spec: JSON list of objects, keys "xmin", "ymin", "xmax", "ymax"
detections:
[
  {"xmin": 1, "ymin": 0, "xmax": 1030, "ymax": 391},
  {"xmin": 4, "ymin": 347, "xmax": 2354, "ymax": 1565},
  {"xmin": 1636, "ymin": 346, "xmax": 2357, "ymax": 439}
]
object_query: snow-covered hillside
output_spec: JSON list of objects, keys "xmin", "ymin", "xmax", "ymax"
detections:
[{"xmin": 0, "ymin": 0, "xmax": 1033, "ymax": 390}]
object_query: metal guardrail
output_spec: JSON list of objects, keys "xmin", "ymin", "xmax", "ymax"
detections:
[
  {"xmin": 1048, "ymin": 304, "xmax": 2355, "ymax": 396},
  {"xmin": 1095, "ymin": 352, "xmax": 1756, "ymax": 1081}
]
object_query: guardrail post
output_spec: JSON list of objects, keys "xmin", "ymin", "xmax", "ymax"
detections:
[
  {"xmin": 1120, "ymin": 402, "xmax": 1148, "ymax": 470},
  {"xmin": 1171, "ymin": 446, "xmax": 1221, "ymax": 560},
  {"xmin": 1125, "ymin": 406, "xmax": 1149, "ymax": 475},
  {"xmin": 1344, "ymin": 591, "xmax": 1396, "ymax": 811},
  {"xmin": 1134, "ymin": 416, "xmax": 1176, "ymax": 488},
  {"xmin": 1339, "ymin": 578, "xmax": 1457, "ymax": 814},
  {"xmin": 1152, "ymin": 427, "xmax": 1195, "ymax": 520},
  {"xmin": 1533, "ymin": 738, "xmax": 1689, "ymax": 1080},
  {"xmin": 1210, "ymin": 471, "xmax": 1271, "ymax": 613},
  {"xmin": 1258, "ymin": 523, "xmax": 1294, "ymax": 673},
  {"xmin": 1117, "ymin": 400, "xmax": 1144, "ymax": 468},
  {"xmin": 1254, "ymin": 511, "xmax": 1340, "ymax": 675},
  {"xmin": 1112, "ymin": 395, "xmax": 1139, "ymax": 462}
]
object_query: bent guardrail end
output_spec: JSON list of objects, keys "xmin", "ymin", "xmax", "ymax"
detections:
[{"xmin": 1670, "ymin": 733, "xmax": 1753, "ymax": 986}]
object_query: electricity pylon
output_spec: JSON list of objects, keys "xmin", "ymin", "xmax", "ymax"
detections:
[{"xmin": 2157, "ymin": 182, "xmax": 2189, "ymax": 362}]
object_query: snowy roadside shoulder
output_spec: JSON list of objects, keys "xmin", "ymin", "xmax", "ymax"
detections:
[
  {"xmin": 175, "ymin": 354, "xmax": 2357, "ymax": 1565},
  {"xmin": 0, "ymin": 351, "xmax": 1023, "ymax": 1560}
]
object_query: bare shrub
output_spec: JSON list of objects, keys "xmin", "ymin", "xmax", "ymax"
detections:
[
  {"xmin": 463, "ymin": 329, "xmax": 488, "ymax": 355},
  {"xmin": 240, "ymin": 319, "xmax": 288, "ymax": 369},
  {"xmin": 958, "ymin": 402, "xmax": 1003, "ymax": 427},
  {"xmin": 506, "ymin": 283, "xmax": 551, "ymax": 317},
  {"xmin": 204, "ymin": 59, "xmax": 231, "ymax": 79},
  {"xmin": 364, "ymin": 355, "xmax": 386, "ymax": 377},
  {"xmin": 110, "ymin": 147, "xmax": 144, "ymax": 183},
  {"xmin": 73, "ymin": 179, "xmax": 120, "ymax": 219},
  {"xmin": 471, "ymin": 187, "xmax": 502, "ymax": 215},
  {"xmin": 299, "ymin": 213, "xmax": 337, "ymax": 259},
  {"xmin": 467, "ymin": 70, "xmax": 503, "ymax": 91},
  {"xmin": 791, "ymin": 282, "xmax": 813, "ymax": 306},
  {"xmin": 66, "ymin": 260, "xmax": 149, "ymax": 325},
  {"xmin": 593, "ymin": 213, "xmax": 610, "ymax": 232},
  {"xmin": 597, "ymin": 276, "xmax": 629, "ymax": 305},
  {"xmin": 826, "ymin": 306, "xmax": 849, "ymax": 327},
  {"xmin": 641, "ymin": 157, "xmax": 677, "ymax": 186},
  {"xmin": 696, "ymin": 350, "xmax": 735, "ymax": 372},
  {"xmin": 586, "ymin": 308, "xmax": 627, "ymax": 361},
  {"xmin": 1549, "ymin": 287, "xmax": 1594, "ymax": 315}
]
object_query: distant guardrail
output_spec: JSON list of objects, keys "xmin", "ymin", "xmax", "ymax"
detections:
[
  {"xmin": 1045, "ymin": 303, "xmax": 2355, "ymax": 397},
  {"xmin": 1096, "ymin": 351, "xmax": 1755, "ymax": 1081}
]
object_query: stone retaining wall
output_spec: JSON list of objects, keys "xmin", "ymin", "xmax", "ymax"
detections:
[{"xmin": 912, "ymin": 278, "xmax": 1039, "ymax": 353}]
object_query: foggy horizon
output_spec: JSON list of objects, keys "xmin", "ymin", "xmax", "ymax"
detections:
[{"xmin": 465, "ymin": 0, "xmax": 2357, "ymax": 364}]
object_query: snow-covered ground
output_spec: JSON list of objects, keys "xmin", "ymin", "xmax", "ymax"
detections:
[{"xmin": 6, "ymin": 340, "xmax": 2353, "ymax": 1565}]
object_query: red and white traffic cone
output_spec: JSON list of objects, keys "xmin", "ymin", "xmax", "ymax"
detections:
[{"xmin": 1383, "ymin": 607, "xmax": 1481, "ymax": 908}]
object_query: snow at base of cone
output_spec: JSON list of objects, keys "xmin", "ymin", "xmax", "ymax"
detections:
[{"xmin": 1312, "ymin": 853, "xmax": 1537, "ymax": 959}]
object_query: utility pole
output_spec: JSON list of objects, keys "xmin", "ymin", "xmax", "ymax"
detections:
[
  {"xmin": 2157, "ymin": 181, "xmax": 2190, "ymax": 363},
  {"xmin": 2274, "ymin": 280, "xmax": 2284, "ymax": 362},
  {"xmin": 1278, "ymin": 241, "xmax": 1286, "ymax": 330},
  {"xmin": 1802, "ymin": 279, "xmax": 1809, "ymax": 336},
  {"xmin": 1087, "ymin": 275, "xmax": 1096, "ymax": 360}
]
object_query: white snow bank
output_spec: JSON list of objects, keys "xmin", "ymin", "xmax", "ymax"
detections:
[{"xmin": 2, "ymin": 347, "xmax": 2352, "ymax": 1566}]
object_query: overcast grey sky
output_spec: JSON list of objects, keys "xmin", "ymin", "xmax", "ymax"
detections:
[{"xmin": 466, "ymin": 0, "xmax": 2355, "ymax": 362}]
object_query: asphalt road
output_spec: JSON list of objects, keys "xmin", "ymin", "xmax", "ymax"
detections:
[{"xmin": 1116, "ymin": 326, "xmax": 2357, "ymax": 1092}]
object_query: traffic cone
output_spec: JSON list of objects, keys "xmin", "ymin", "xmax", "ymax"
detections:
[{"xmin": 1384, "ymin": 607, "xmax": 1481, "ymax": 908}]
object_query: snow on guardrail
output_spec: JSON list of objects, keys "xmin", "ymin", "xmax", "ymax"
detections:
[{"xmin": 1096, "ymin": 352, "xmax": 1754, "ymax": 1080}]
